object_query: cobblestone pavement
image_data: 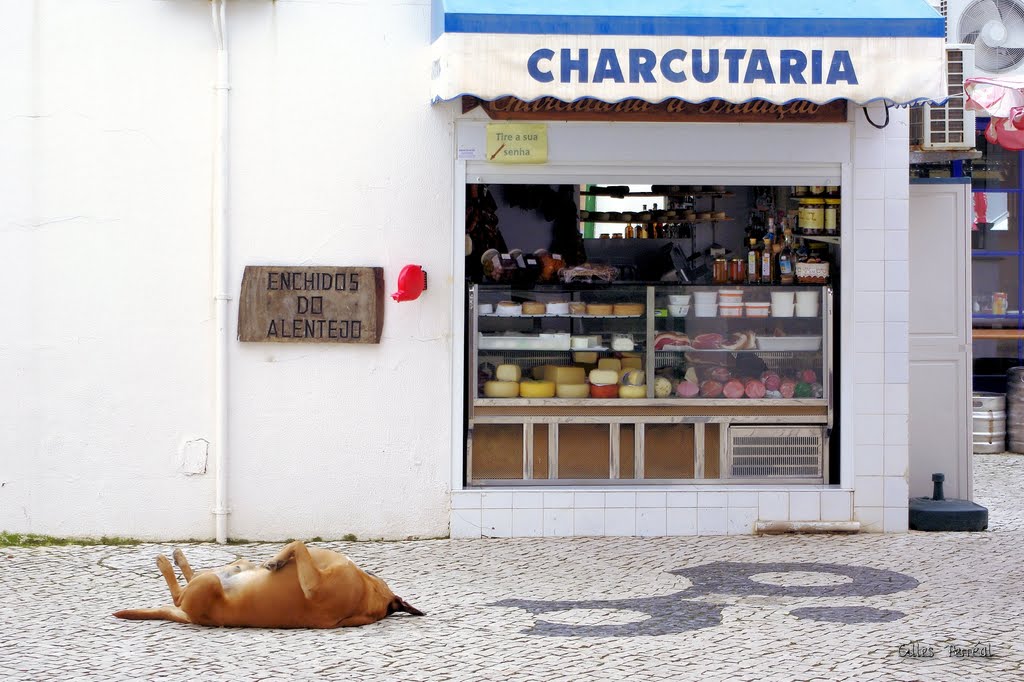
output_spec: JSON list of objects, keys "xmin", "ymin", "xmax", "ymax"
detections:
[{"xmin": 2, "ymin": 455, "xmax": 1023, "ymax": 682}]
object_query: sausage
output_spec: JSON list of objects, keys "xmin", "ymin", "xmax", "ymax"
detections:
[
  {"xmin": 709, "ymin": 366, "xmax": 732, "ymax": 383},
  {"xmin": 723, "ymin": 379, "xmax": 745, "ymax": 399},
  {"xmin": 700, "ymin": 380, "xmax": 724, "ymax": 398},
  {"xmin": 745, "ymin": 379, "xmax": 767, "ymax": 399},
  {"xmin": 800, "ymin": 369, "xmax": 818, "ymax": 384},
  {"xmin": 779, "ymin": 379, "xmax": 797, "ymax": 399},
  {"xmin": 761, "ymin": 372, "xmax": 781, "ymax": 392},
  {"xmin": 676, "ymin": 380, "xmax": 700, "ymax": 398}
]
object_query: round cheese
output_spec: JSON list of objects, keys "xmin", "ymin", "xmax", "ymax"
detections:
[
  {"xmin": 556, "ymin": 383, "xmax": 590, "ymax": 399},
  {"xmin": 619, "ymin": 385, "xmax": 647, "ymax": 399},
  {"xmin": 483, "ymin": 381, "xmax": 519, "ymax": 398},
  {"xmin": 495, "ymin": 364, "xmax": 522, "ymax": 382},
  {"xmin": 586, "ymin": 303, "xmax": 614, "ymax": 315},
  {"xmin": 519, "ymin": 380, "xmax": 556, "ymax": 398},
  {"xmin": 589, "ymin": 383, "xmax": 619, "ymax": 399},
  {"xmin": 521, "ymin": 301, "xmax": 546, "ymax": 315},
  {"xmin": 621, "ymin": 369, "xmax": 646, "ymax": 386},
  {"xmin": 589, "ymin": 369, "xmax": 620, "ymax": 386},
  {"xmin": 597, "ymin": 358, "xmax": 622, "ymax": 371}
]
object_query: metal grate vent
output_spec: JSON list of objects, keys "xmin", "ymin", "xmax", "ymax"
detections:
[
  {"xmin": 909, "ymin": 44, "xmax": 976, "ymax": 150},
  {"xmin": 728, "ymin": 426, "xmax": 824, "ymax": 478}
]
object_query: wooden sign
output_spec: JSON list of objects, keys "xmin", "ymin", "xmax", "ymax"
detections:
[
  {"xmin": 238, "ymin": 266, "xmax": 384, "ymax": 344},
  {"xmin": 464, "ymin": 96, "xmax": 847, "ymax": 123}
]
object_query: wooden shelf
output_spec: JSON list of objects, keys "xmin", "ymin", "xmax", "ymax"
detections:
[{"xmin": 973, "ymin": 328, "xmax": 1024, "ymax": 340}]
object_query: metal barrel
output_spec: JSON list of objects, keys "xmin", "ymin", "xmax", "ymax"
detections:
[
  {"xmin": 973, "ymin": 391, "xmax": 1006, "ymax": 454},
  {"xmin": 1007, "ymin": 366, "xmax": 1024, "ymax": 453}
]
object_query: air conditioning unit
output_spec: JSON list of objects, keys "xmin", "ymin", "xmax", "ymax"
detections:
[
  {"xmin": 948, "ymin": 0, "xmax": 1024, "ymax": 75},
  {"xmin": 909, "ymin": 44, "xmax": 977, "ymax": 149}
]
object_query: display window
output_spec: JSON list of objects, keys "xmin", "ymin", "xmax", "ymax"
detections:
[{"xmin": 464, "ymin": 183, "xmax": 840, "ymax": 486}]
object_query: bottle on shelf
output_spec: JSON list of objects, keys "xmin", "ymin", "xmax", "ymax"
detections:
[
  {"xmin": 638, "ymin": 205, "xmax": 649, "ymax": 239},
  {"xmin": 651, "ymin": 203, "xmax": 661, "ymax": 238},
  {"xmin": 761, "ymin": 233, "xmax": 774, "ymax": 284},
  {"xmin": 747, "ymin": 238, "xmax": 761, "ymax": 284},
  {"xmin": 778, "ymin": 226, "xmax": 795, "ymax": 285},
  {"xmin": 625, "ymin": 222, "xmax": 635, "ymax": 239}
]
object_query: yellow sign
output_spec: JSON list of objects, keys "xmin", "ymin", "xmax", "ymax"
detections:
[{"xmin": 485, "ymin": 123, "xmax": 548, "ymax": 164}]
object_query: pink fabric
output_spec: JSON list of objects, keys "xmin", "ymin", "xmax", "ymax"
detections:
[{"xmin": 966, "ymin": 76, "xmax": 1024, "ymax": 151}]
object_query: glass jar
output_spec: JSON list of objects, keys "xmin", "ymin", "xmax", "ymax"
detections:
[
  {"xmin": 729, "ymin": 258, "xmax": 746, "ymax": 283},
  {"xmin": 798, "ymin": 198, "xmax": 825, "ymax": 233},
  {"xmin": 713, "ymin": 258, "xmax": 729, "ymax": 284},
  {"xmin": 824, "ymin": 198, "xmax": 841, "ymax": 234}
]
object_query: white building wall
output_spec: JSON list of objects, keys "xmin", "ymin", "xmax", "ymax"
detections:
[{"xmin": 1, "ymin": 0, "xmax": 456, "ymax": 541}]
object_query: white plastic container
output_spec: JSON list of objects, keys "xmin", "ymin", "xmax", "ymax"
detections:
[
  {"xmin": 720, "ymin": 304, "xmax": 743, "ymax": 318},
  {"xmin": 771, "ymin": 301, "xmax": 795, "ymax": 317},
  {"xmin": 756, "ymin": 335, "xmax": 822, "ymax": 351},
  {"xmin": 745, "ymin": 302, "xmax": 770, "ymax": 318},
  {"xmin": 795, "ymin": 303, "xmax": 819, "ymax": 317},
  {"xmin": 669, "ymin": 304, "xmax": 690, "ymax": 317},
  {"xmin": 770, "ymin": 291, "xmax": 795, "ymax": 306},
  {"xmin": 693, "ymin": 291, "xmax": 718, "ymax": 305},
  {"xmin": 718, "ymin": 289, "xmax": 744, "ymax": 304},
  {"xmin": 795, "ymin": 291, "xmax": 819, "ymax": 306},
  {"xmin": 668, "ymin": 294, "xmax": 691, "ymax": 305},
  {"xmin": 694, "ymin": 303, "xmax": 718, "ymax": 317}
]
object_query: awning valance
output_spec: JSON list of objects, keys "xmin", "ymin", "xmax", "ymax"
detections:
[{"xmin": 431, "ymin": 0, "xmax": 947, "ymax": 106}]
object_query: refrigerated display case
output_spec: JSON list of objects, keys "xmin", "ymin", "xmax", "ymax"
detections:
[{"xmin": 467, "ymin": 283, "xmax": 833, "ymax": 485}]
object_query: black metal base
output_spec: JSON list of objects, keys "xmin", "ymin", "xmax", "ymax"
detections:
[{"xmin": 908, "ymin": 497, "xmax": 989, "ymax": 532}]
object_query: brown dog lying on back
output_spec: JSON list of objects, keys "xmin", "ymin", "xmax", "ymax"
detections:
[{"xmin": 114, "ymin": 541, "xmax": 423, "ymax": 628}]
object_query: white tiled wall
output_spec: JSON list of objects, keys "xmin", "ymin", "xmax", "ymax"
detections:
[
  {"xmin": 450, "ymin": 488, "xmax": 854, "ymax": 538},
  {"xmin": 852, "ymin": 103, "xmax": 911, "ymax": 533}
]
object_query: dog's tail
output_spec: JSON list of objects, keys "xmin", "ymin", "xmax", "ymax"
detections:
[
  {"xmin": 389, "ymin": 596, "xmax": 425, "ymax": 617},
  {"xmin": 113, "ymin": 606, "xmax": 191, "ymax": 624}
]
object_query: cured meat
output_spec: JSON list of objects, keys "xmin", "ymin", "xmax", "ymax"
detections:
[
  {"xmin": 761, "ymin": 372, "xmax": 781, "ymax": 392},
  {"xmin": 676, "ymin": 380, "xmax": 700, "ymax": 398},
  {"xmin": 779, "ymin": 379, "xmax": 797, "ymax": 399},
  {"xmin": 654, "ymin": 332, "xmax": 690, "ymax": 350},
  {"xmin": 709, "ymin": 366, "xmax": 733, "ymax": 383},
  {"xmin": 745, "ymin": 379, "xmax": 767, "ymax": 399},
  {"xmin": 799, "ymin": 369, "xmax": 818, "ymax": 384},
  {"xmin": 719, "ymin": 332, "xmax": 749, "ymax": 351},
  {"xmin": 692, "ymin": 333, "xmax": 725, "ymax": 350},
  {"xmin": 700, "ymin": 380, "xmax": 724, "ymax": 398},
  {"xmin": 722, "ymin": 379, "xmax": 745, "ymax": 399}
]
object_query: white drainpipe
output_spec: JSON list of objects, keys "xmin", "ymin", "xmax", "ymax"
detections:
[{"xmin": 211, "ymin": 0, "xmax": 231, "ymax": 544}]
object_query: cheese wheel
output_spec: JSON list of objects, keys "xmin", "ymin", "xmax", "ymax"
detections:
[
  {"xmin": 586, "ymin": 303, "xmax": 614, "ymax": 315},
  {"xmin": 589, "ymin": 369, "xmax": 619, "ymax": 386},
  {"xmin": 519, "ymin": 380, "xmax": 556, "ymax": 398},
  {"xmin": 654, "ymin": 376, "xmax": 673, "ymax": 398},
  {"xmin": 573, "ymin": 351, "xmax": 598, "ymax": 364},
  {"xmin": 556, "ymin": 383, "xmax": 590, "ymax": 399},
  {"xmin": 531, "ymin": 364, "xmax": 554, "ymax": 380},
  {"xmin": 544, "ymin": 366, "xmax": 587, "ymax": 385},
  {"xmin": 613, "ymin": 303, "xmax": 645, "ymax": 316},
  {"xmin": 483, "ymin": 381, "xmax": 519, "ymax": 398},
  {"xmin": 621, "ymin": 369, "xmax": 646, "ymax": 387},
  {"xmin": 590, "ymin": 383, "xmax": 619, "ymax": 399},
  {"xmin": 547, "ymin": 301, "xmax": 569, "ymax": 315},
  {"xmin": 495, "ymin": 364, "xmax": 522, "ymax": 382},
  {"xmin": 568, "ymin": 302, "xmax": 587, "ymax": 314},
  {"xmin": 619, "ymin": 384, "xmax": 647, "ymax": 399},
  {"xmin": 598, "ymin": 358, "xmax": 622, "ymax": 371},
  {"xmin": 521, "ymin": 302, "xmax": 546, "ymax": 315},
  {"xmin": 621, "ymin": 357, "xmax": 643, "ymax": 370}
]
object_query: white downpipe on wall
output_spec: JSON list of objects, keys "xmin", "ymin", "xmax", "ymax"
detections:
[{"xmin": 211, "ymin": 0, "xmax": 231, "ymax": 544}]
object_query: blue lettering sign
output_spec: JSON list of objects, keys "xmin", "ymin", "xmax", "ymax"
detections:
[
  {"xmin": 743, "ymin": 49, "xmax": 776, "ymax": 84},
  {"xmin": 528, "ymin": 49, "xmax": 554, "ymax": 83},
  {"xmin": 594, "ymin": 48, "xmax": 624, "ymax": 83},
  {"xmin": 561, "ymin": 48, "xmax": 589, "ymax": 84},
  {"xmin": 629, "ymin": 49, "xmax": 657, "ymax": 83},
  {"xmin": 827, "ymin": 50, "xmax": 858, "ymax": 84},
  {"xmin": 723, "ymin": 49, "xmax": 747, "ymax": 83},
  {"xmin": 779, "ymin": 50, "xmax": 807, "ymax": 84},
  {"xmin": 660, "ymin": 49, "xmax": 687, "ymax": 83},
  {"xmin": 693, "ymin": 49, "xmax": 720, "ymax": 84}
]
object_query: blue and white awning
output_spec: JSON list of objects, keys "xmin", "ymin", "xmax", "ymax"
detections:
[{"xmin": 431, "ymin": 0, "xmax": 947, "ymax": 105}]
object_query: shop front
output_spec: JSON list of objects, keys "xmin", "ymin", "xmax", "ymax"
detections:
[{"xmin": 434, "ymin": 0, "xmax": 946, "ymax": 535}]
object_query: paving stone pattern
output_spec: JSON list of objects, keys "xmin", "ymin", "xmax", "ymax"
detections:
[{"xmin": 1, "ymin": 454, "xmax": 1023, "ymax": 681}]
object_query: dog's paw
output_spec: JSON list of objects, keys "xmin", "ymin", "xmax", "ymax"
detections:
[
  {"xmin": 261, "ymin": 559, "xmax": 287, "ymax": 571},
  {"xmin": 156, "ymin": 555, "xmax": 173, "ymax": 572}
]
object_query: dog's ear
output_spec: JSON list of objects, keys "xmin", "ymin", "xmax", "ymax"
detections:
[{"xmin": 389, "ymin": 596, "xmax": 425, "ymax": 616}]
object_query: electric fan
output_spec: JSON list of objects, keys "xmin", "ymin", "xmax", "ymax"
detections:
[{"xmin": 954, "ymin": 0, "xmax": 1024, "ymax": 74}]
